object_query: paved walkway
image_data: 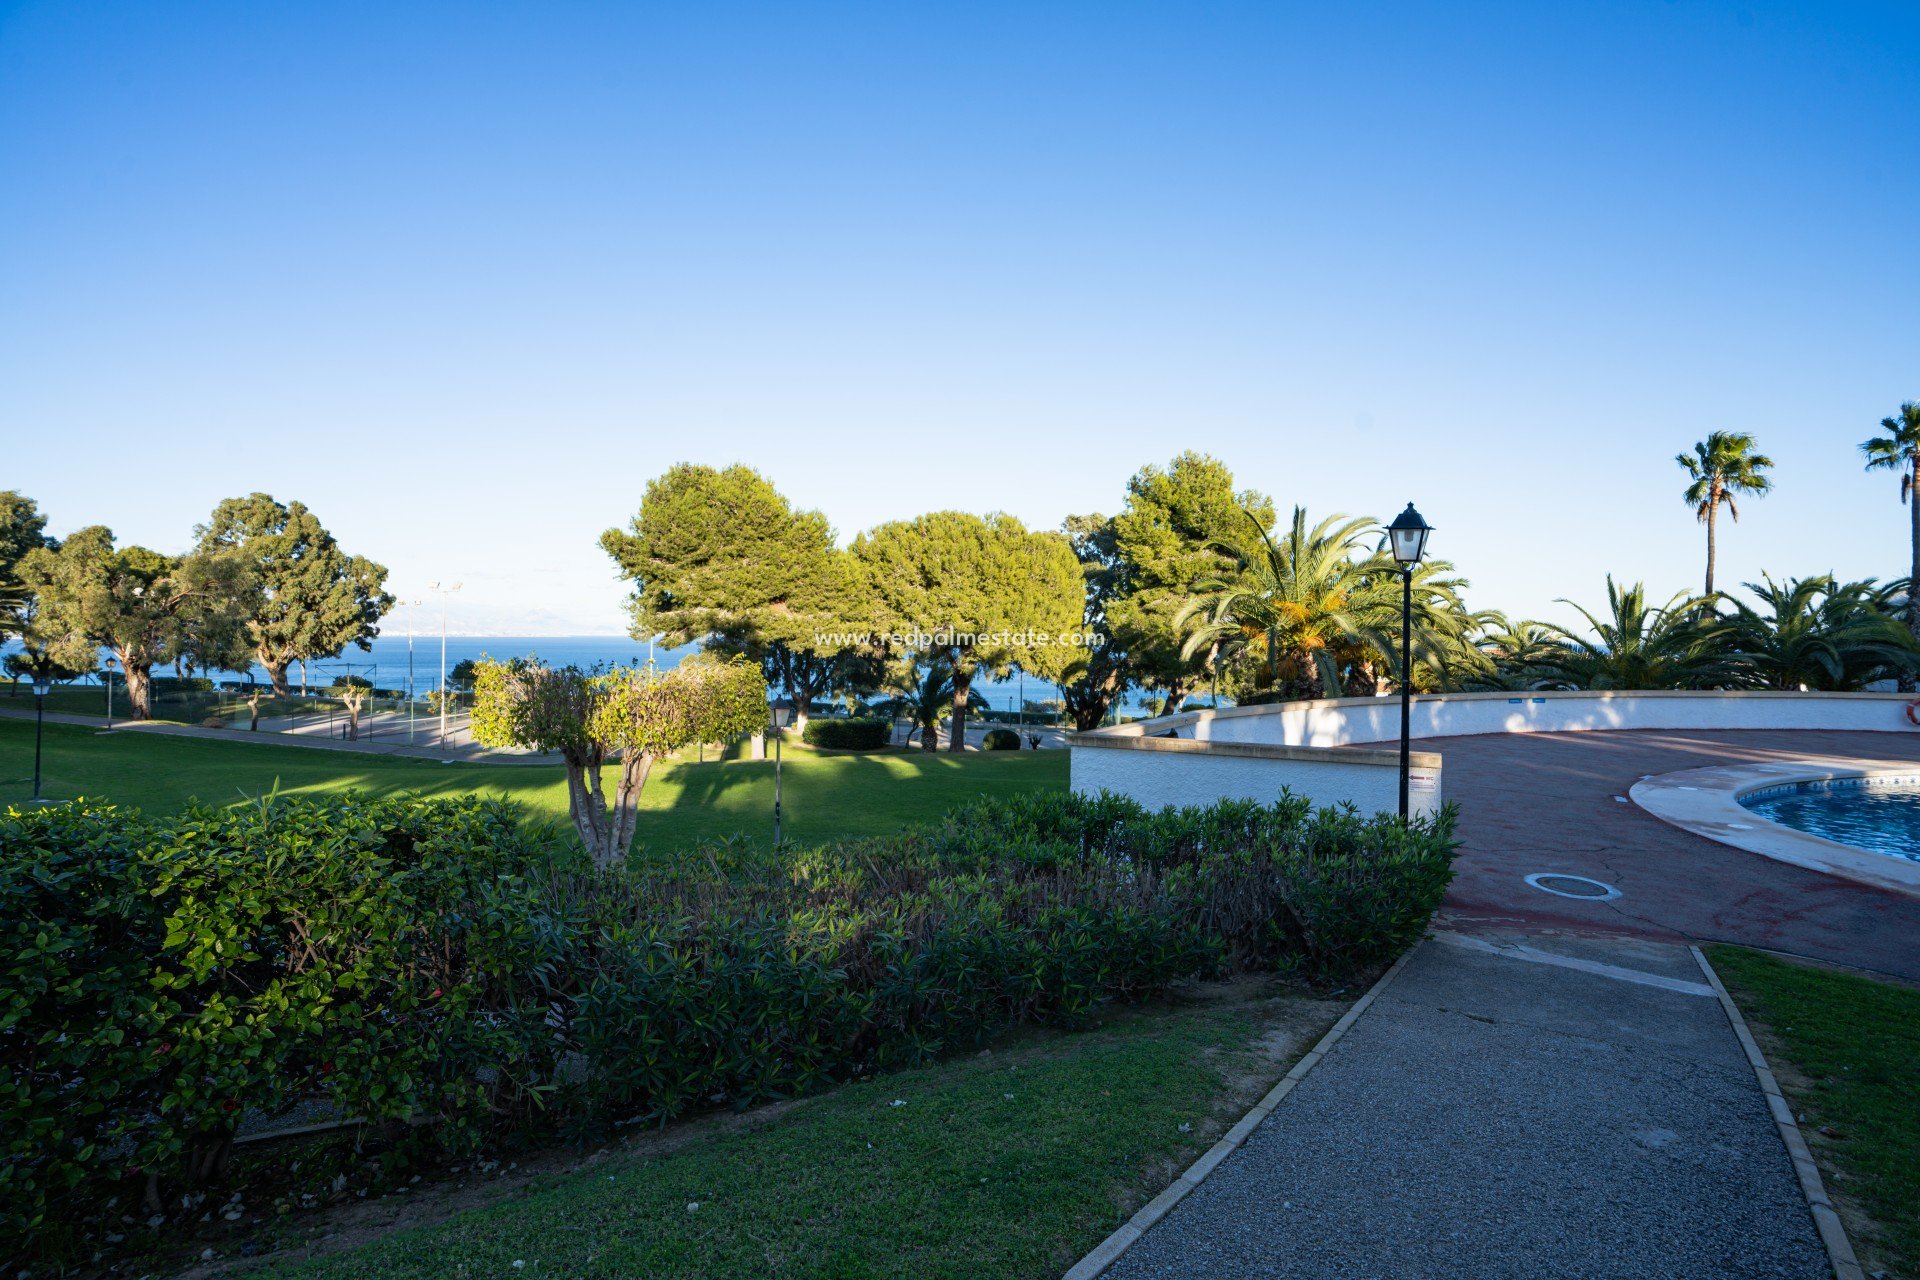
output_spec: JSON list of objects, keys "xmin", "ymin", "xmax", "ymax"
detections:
[
  {"xmin": 1098, "ymin": 729, "xmax": 1918, "ymax": 1278},
  {"xmin": 1104, "ymin": 931, "xmax": 1829, "ymax": 1280}
]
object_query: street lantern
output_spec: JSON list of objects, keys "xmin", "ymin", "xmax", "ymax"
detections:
[
  {"xmin": 30, "ymin": 672, "xmax": 52, "ymax": 804},
  {"xmin": 771, "ymin": 698, "xmax": 795, "ymax": 844},
  {"xmin": 1386, "ymin": 503, "xmax": 1432, "ymax": 820},
  {"xmin": 1387, "ymin": 503, "xmax": 1433, "ymax": 566},
  {"xmin": 102, "ymin": 655, "xmax": 116, "ymax": 728}
]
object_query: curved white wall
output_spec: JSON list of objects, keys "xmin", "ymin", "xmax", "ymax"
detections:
[{"xmin": 1111, "ymin": 690, "xmax": 1916, "ymax": 749}]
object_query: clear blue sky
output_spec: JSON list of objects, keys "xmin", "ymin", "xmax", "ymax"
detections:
[{"xmin": 3, "ymin": 1, "xmax": 1915, "ymax": 634}]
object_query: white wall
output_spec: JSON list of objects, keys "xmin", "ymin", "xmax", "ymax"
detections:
[
  {"xmin": 1068, "ymin": 742, "xmax": 1442, "ymax": 819},
  {"xmin": 1168, "ymin": 690, "xmax": 1917, "ymax": 748}
]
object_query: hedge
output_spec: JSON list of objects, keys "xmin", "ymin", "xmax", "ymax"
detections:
[
  {"xmin": 801, "ymin": 717, "xmax": 890, "ymax": 749},
  {"xmin": 2, "ymin": 790, "xmax": 1455, "ymax": 1267},
  {"xmin": 981, "ymin": 727, "xmax": 1021, "ymax": 750}
]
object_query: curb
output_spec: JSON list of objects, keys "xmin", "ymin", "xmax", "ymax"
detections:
[
  {"xmin": 1061, "ymin": 940, "xmax": 1425, "ymax": 1280},
  {"xmin": 1690, "ymin": 946, "xmax": 1866, "ymax": 1280}
]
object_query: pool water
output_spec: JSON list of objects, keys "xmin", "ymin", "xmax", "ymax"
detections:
[{"xmin": 1741, "ymin": 778, "xmax": 1920, "ymax": 863}]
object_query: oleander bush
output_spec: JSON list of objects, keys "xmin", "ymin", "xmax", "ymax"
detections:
[
  {"xmin": 800, "ymin": 716, "xmax": 890, "ymax": 749},
  {"xmin": 1, "ymin": 788, "xmax": 1456, "ymax": 1267}
]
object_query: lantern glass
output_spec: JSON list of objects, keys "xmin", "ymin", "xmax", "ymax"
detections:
[
  {"xmin": 31, "ymin": 675, "xmax": 53, "ymax": 697},
  {"xmin": 1386, "ymin": 503, "xmax": 1432, "ymax": 566},
  {"xmin": 772, "ymin": 699, "xmax": 793, "ymax": 730}
]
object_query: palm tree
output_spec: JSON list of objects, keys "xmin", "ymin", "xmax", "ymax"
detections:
[
  {"xmin": 1676, "ymin": 432, "xmax": 1774, "ymax": 596},
  {"xmin": 1538, "ymin": 577, "xmax": 1737, "ymax": 690},
  {"xmin": 1178, "ymin": 506, "xmax": 1472, "ymax": 701},
  {"xmin": 1861, "ymin": 402, "xmax": 1920, "ymax": 677},
  {"xmin": 1728, "ymin": 574, "xmax": 1919, "ymax": 691},
  {"xmin": 1457, "ymin": 612, "xmax": 1560, "ymax": 691}
]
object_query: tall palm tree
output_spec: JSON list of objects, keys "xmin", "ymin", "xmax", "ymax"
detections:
[
  {"xmin": 1861, "ymin": 402, "xmax": 1920, "ymax": 678},
  {"xmin": 1676, "ymin": 431, "xmax": 1774, "ymax": 596}
]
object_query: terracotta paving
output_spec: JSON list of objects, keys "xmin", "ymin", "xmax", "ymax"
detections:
[{"xmin": 1427, "ymin": 728, "xmax": 1920, "ymax": 980}]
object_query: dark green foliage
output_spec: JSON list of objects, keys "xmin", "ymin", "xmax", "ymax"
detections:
[
  {"xmin": 801, "ymin": 716, "xmax": 890, "ymax": 749},
  {"xmin": 3, "ymin": 789, "xmax": 1454, "ymax": 1267},
  {"xmin": 981, "ymin": 727, "xmax": 1021, "ymax": 750},
  {"xmin": 1, "ymin": 796, "xmax": 541, "ymax": 1262}
]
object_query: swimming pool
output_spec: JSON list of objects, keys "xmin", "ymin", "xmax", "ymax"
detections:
[{"xmin": 1740, "ymin": 776, "xmax": 1920, "ymax": 863}]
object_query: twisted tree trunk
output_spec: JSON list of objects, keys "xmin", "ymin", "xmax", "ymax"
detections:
[
  {"xmin": 123, "ymin": 662, "xmax": 153, "ymax": 720},
  {"xmin": 948, "ymin": 663, "xmax": 971, "ymax": 752}
]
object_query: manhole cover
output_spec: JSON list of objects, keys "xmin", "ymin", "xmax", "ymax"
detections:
[{"xmin": 1524, "ymin": 873, "xmax": 1621, "ymax": 901}]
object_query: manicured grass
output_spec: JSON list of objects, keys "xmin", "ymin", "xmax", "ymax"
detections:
[
  {"xmin": 0, "ymin": 718, "xmax": 1067, "ymax": 850},
  {"xmin": 261, "ymin": 986, "xmax": 1333, "ymax": 1280},
  {"xmin": 1707, "ymin": 945, "xmax": 1920, "ymax": 1276}
]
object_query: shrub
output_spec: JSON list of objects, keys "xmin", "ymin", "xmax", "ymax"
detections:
[
  {"xmin": 0, "ymin": 796, "xmax": 542, "ymax": 1262},
  {"xmin": 802, "ymin": 717, "xmax": 889, "ymax": 750},
  {"xmin": 981, "ymin": 727, "xmax": 1021, "ymax": 750},
  {"xmin": 3, "ymin": 789, "xmax": 1454, "ymax": 1267}
]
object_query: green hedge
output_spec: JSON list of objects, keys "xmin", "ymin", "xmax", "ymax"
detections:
[
  {"xmin": 802, "ymin": 717, "xmax": 890, "ymax": 749},
  {"xmin": 981, "ymin": 727, "xmax": 1021, "ymax": 750},
  {"xmin": 2, "ymin": 790, "xmax": 1455, "ymax": 1267}
]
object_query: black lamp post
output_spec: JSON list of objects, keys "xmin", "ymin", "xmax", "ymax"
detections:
[
  {"xmin": 771, "ymin": 697, "xmax": 794, "ymax": 844},
  {"xmin": 31, "ymin": 672, "xmax": 52, "ymax": 804},
  {"xmin": 1386, "ymin": 503, "xmax": 1433, "ymax": 820}
]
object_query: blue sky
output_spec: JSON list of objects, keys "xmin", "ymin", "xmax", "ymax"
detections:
[{"xmin": 2, "ymin": 1, "xmax": 1915, "ymax": 634}]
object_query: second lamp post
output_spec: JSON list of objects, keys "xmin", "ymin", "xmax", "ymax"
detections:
[
  {"xmin": 770, "ymin": 697, "xmax": 794, "ymax": 844},
  {"xmin": 1386, "ymin": 503, "xmax": 1433, "ymax": 820}
]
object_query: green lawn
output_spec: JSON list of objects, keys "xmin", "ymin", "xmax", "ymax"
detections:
[
  {"xmin": 1708, "ymin": 945, "xmax": 1920, "ymax": 1278},
  {"xmin": 0, "ymin": 718, "xmax": 1067, "ymax": 851},
  {"xmin": 258, "ymin": 984, "xmax": 1335, "ymax": 1280}
]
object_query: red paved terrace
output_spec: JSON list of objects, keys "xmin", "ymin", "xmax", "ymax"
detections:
[{"xmin": 1423, "ymin": 729, "xmax": 1920, "ymax": 981}]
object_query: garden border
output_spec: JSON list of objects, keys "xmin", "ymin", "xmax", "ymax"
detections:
[
  {"xmin": 1060, "ymin": 940, "xmax": 1424, "ymax": 1280},
  {"xmin": 1690, "ymin": 946, "xmax": 1865, "ymax": 1280}
]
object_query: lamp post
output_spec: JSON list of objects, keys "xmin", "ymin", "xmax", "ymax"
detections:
[
  {"xmin": 771, "ymin": 697, "xmax": 794, "ymax": 844},
  {"xmin": 1386, "ymin": 503, "xmax": 1434, "ymax": 820},
  {"xmin": 103, "ymin": 655, "xmax": 115, "ymax": 728},
  {"xmin": 429, "ymin": 581, "xmax": 461, "ymax": 749},
  {"xmin": 31, "ymin": 672, "xmax": 52, "ymax": 804}
]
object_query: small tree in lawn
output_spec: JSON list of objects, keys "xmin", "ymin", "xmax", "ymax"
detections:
[{"xmin": 472, "ymin": 656, "xmax": 769, "ymax": 867}]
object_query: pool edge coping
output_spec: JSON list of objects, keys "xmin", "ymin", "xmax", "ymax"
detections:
[{"xmin": 1629, "ymin": 759, "xmax": 1920, "ymax": 899}]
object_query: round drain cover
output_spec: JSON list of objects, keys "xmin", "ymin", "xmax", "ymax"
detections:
[{"xmin": 1524, "ymin": 872, "xmax": 1621, "ymax": 901}]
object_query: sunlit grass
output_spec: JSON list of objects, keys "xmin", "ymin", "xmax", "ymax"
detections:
[{"xmin": 0, "ymin": 718, "xmax": 1066, "ymax": 850}]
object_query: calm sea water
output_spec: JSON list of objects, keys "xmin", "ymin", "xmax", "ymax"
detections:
[{"xmin": 1, "ymin": 634, "xmax": 1163, "ymax": 714}]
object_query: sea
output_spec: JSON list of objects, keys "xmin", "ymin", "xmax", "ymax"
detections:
[{"xmin": 0, "ymin": 634, "xmax": 1164, "ymax": 715}]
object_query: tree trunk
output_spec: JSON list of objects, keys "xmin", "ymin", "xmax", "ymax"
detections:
[
  {"xmin": 609, "ymin": 750, "xmax": 653, "ymax": 864},
  {"xmin": 948, "ymin": 665, "xmax": 971, "ymax": 752},
  {"xmin": 1906, "ymin": 466, "xmax": 1919, "ymax": 692},
  {"xmin": 563, "ymin": 751, "xmax": 621, "ymax": 865},
  {"xmin": 1162, "ymin": 679, "xmax": 1189, "ymax": 715},
  {"xmin": 918, "ymin": 709, "xmax": 939, "ymax": 751},
  {"xmin": 263, "ymin": 656, "xmax": 292, "ymax": 698},
  {"xmin": 124, "ymin": 662, "xmax": 153, "ymax": 720},
  {"xmin": 1704, "ymin": 496, "xmax": 1718, "ymax": 597}
]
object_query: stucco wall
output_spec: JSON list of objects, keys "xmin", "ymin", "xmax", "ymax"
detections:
[
  {"xmin": 1131, "ymin": 690, "xmax": 1917, "ymax": 749},
  {"xmin": 1067, "ymin": 740, "xmax": 1442, "ymax": 819}
]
